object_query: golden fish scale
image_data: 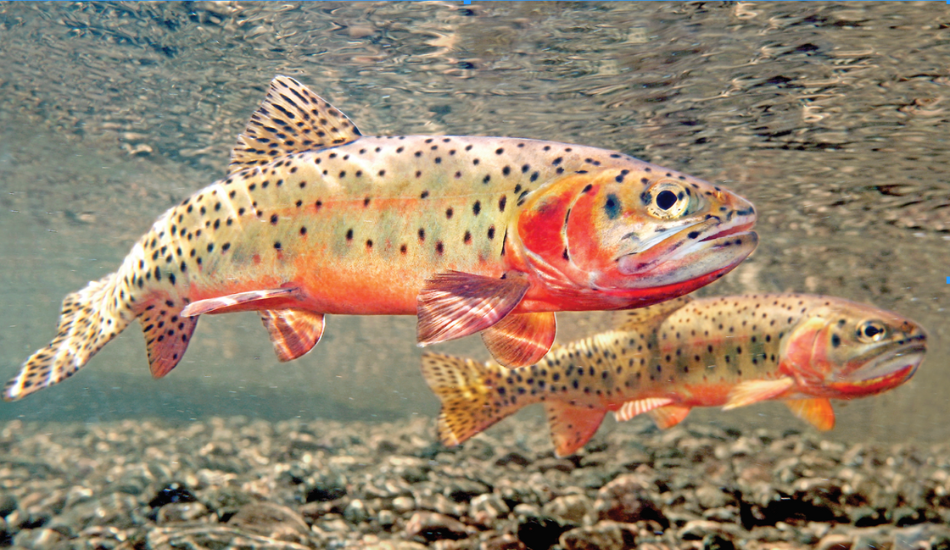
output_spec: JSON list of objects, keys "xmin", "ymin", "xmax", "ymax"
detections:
[{"xmin": 124, "ymin": 135, "xmax": 678, "ymax": 313}]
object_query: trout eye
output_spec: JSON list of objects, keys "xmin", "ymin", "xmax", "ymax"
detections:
[
  {"xmin": 857, "ymin": 320, "xmax": 888, "ymax": 343},
  {"xmin": 645, "ymin": 181, "xmax": 689, "ymax": 219}
]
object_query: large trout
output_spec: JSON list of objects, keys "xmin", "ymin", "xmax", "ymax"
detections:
[{"xmin": 5, "ymin": 76, "xmax": 757, "ymax": 401}]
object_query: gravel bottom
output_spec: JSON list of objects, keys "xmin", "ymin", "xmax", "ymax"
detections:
[{"xmin": 1, "ymin": 415, "xmax": 949, "ymax": 550}]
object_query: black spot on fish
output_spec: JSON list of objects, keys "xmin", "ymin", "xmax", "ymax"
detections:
[
  {"xmin": 499, "ymin": 196, "xmax": 507, "ymax": 212},
  {"xmin": 604, "ymin": 194, "xmax": 620, "ymax": 219}
]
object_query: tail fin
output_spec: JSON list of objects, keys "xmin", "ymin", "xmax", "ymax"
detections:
[
  {"xmin": 420, "ymin": 353, "xmax": 518, "ymax": 447},
  {"xmin": 4, "ymin": 272, "xmax": 134, "ymax": 401}
]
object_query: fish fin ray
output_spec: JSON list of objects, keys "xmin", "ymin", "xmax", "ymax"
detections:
[
  {"xmin": 614, "ymin": 397, "xmax": 675, "ymax": 422},
  {"xmin": 723, "ymin": 377, "xmax": 795, "ymax": 410},
  {"xmin": 615, "ymin": 295, "xmax": 693, "ymax": 332},
  {"xmin": 145, "ymin": 312, "xmax": 199, "ymax": 378},
  {"xmin": 420, "ymin": 353, "xmax": 511, "ymax": 447},
  {"xmin": 3, "ymin": 273, "xmax": 133, "ymax": 401},
  {"xmin": 181, "ymin": 288, "xmax": 300, "ymax": 317},
  {"xmin": 260, "ymin": 309, "xmax": 325, "ymax": 362},
  {"xmin": 785, "ymin": 398, "xmax": 835, "ymax": 431},
  {"xmin": 544, "ymin": 402, "xmax": 607, "ymax": 457},
  {"xmin": 417, "ymin": 271, "xmax": 530, "ymax": 346},
  {"xmin": 481, "ymin": 312, "xmax": 556, "ymax": 368},
  {"xmin": 228, "ymin": 75, "xmax": 362, "ymax": 174},
  {"xmin": 648, "ymin": 404, "xmax": 692, "ymax": 429}
]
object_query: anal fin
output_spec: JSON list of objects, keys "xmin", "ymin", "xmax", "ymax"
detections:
[
  {"xmin": 481, "ymin": 312, "xmax": 556, "ymax": 368},
  {"xmin": 614, "ymin": 397, "xmax": 675, "ymax": 422},
  {"xmin": 181, "ymin": 288, "xmax": 300, "ymax": 317},
  {"xmin": 142, "ymin": 312, "xmax": 199, "ymax": 378},
  {"xmin": 649, "ymin": 404, "xmax": 692, "ymax": 429},
  {"xmin": 723, "ymin": 377, "xmax": 795, "ymax": 410},
  {"xmin": 544, "ymin": 401, "xmax": 607, "ymax": 457},
  {"xmin": 260, "ymin": 310, "xmax": 325, "ymax": 362},
  {"xmin": 417, "ymin": 271, "xmax": 529, "ymax": 346},
  {"xmin": 785, "ymin": 398, "xmax": 835, "ymax": 431}
]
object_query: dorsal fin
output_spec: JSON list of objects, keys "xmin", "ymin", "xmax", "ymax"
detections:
[
  {"xmin": 228, "ymin": 75, "xmax": 362, "ymax": 174},
  {"xmin": 615, "ymin": 295, "xmax": 693, "ymax": 332}
]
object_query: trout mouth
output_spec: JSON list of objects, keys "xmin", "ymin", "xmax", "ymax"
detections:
[
  {"xmin": 832, "ymin": 341, "xmax": 927, "ymax": 389},
  {"xmin": 616, "ymin": 212, "xmax": 757, "ymax": 288}
]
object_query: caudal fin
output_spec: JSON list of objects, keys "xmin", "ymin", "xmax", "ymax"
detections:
[
  {"xmin": 4, "ymin": 273, "xmax": 134, "ymax": 401},
  {"xmin": 420, "ymin": 353, "xmax": 517, "ymax": 447}
]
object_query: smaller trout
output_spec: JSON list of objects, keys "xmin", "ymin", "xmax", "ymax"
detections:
[{"xmin": 422, "ymin": 294, "xmax": 927, "ymax": 456}]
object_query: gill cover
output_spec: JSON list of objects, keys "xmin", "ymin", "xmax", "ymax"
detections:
[{"xmin": 515, "ymin": 170, "xmax": 716, "ymax": 291}]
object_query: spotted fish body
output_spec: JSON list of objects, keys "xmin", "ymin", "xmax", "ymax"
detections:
[
  {"xmin": 5, "ymin": 76, "xmax": 759, "ymax": 401},
  {"xmin": 422, "ymin": 294, "xmax": 927, "ymax": 456}
]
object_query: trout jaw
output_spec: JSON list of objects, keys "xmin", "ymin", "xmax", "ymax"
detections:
[
  {"xmin": 826, "ymin": 341, "xmax": 926, "ymax": 397},
  {"xmin": 614, "ymin": 213, "xmax": 757, "ymax": 289}
]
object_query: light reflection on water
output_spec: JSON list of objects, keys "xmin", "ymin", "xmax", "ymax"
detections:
[{"xmin": 0, "ymin": 2, "xmax": 947, "ymax": 442}]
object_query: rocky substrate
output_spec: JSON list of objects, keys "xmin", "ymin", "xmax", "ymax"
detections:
[{"xmin": 1, "ymin": 415, "xmax": 949, "ymax": 550}]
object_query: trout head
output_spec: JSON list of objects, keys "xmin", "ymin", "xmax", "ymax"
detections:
[
  {"xmin": 779, "ymin": 299, "xmax": 927, "ymax": 399},
  {"xmin": 514, "ymin": 167, "xmax": 757, "ymax": 308}
]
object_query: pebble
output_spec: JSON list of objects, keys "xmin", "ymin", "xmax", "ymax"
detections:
[
  {"xmin": 470, "ymin": 493, "xmax": 509, "ymax": 524},
  {"xmin": 404, "ymin": 511, "xmax": 474, "ymax": 542},
  {"xmin": 559, "ymin": 521, "xmax": 636, "ymax": 550},
  {"xmin": 227, "ymin": 502, "xmax": 311, "ymax": 543},
  {"xmin": 593, "ymin": 474, "xmax": 667, "ymax": 527},
  {"xmin": 542, "ymin": 494, "xmax": 592, "ymax": 524},
  {"xmin": 156, "ymin": 501, "xmax": 209, "ymax": 524}
]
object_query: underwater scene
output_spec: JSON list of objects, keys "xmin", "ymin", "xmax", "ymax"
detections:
[{"xmin": 0, "ymin": 2, "xmax": 948, "ymax": 549}]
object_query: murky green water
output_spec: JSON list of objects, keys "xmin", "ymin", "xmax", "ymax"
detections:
[{"xmin": 0, "ymin": 2, "xmax": 947, "ymax": 443}]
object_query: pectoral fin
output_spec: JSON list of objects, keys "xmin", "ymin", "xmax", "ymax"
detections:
[
  {"xmin": 723, "ymin": 377, "xmax": 795, "ymax": 410},
  {"xmin": 649, "ymin": 404, "xmax": 693, "ymax": 429},
  {"xmin": 260, "ymin": 310, "xmax": 325, "ymax": 362},
  {"xmin": 614, "ymin": 397, "xmax": 674, "ymax": 422},
  {"xmin": 417, "ymin": 271, "xmax": 530, "ymax": 346},
  {"xmin": 785, "ymin": 398, "xmax": 835, "ymax": 431},
  {"xmin": 481, "ymin": 312, "xmax": 556, "ymax": 368},
  {"xmin": 181, "ymin": 288, "xmax": 300, "ymax": 317},
  {"xmin": 544, "ymin": 402, "xmax": 607, "ymax": 457}
]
